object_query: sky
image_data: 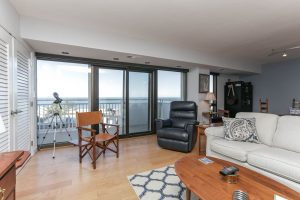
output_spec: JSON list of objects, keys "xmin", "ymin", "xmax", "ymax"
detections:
[
  {"xmin": 37, "ymin": 60, "xmax": 90, "ymax": 98},
  {"xmin": 37, "ymin": 60, "xmax": 182, "ymax": 98}
]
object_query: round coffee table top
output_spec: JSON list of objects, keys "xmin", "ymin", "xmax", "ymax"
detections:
[{"xmin": 175, "ymin": 155, "xmax": 300, "ymax": 200}]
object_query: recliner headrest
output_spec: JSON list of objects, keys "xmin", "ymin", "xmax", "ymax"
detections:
[{"xmin": 170, "ymin": 101, "xmax": 197, "ymax": 111}]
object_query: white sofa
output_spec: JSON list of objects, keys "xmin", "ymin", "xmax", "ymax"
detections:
[{"xmin": 205, "ymin": 112, "xmax": 300, "ymax": 192}]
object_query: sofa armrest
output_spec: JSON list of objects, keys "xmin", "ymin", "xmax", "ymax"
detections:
[
  {"xmin": 205, "ymin": 126, "xmax": 224, "ymax": 156},
  {"xmin": 155, "ymin": 119, "xmax": 172, "ymax": 130},
  {"xmin": 205, "ymin": 126, "xmax": 224, "ymax": 138}
]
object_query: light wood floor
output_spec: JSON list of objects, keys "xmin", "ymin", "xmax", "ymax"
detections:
[{"xmin": 16, "ymin": 135, "xmax": 199, "ymax": 200}]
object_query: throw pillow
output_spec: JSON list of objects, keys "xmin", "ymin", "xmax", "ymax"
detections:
[{"xmin": 222, "ymin": 117, "xmax": 260, "ymax": 143}]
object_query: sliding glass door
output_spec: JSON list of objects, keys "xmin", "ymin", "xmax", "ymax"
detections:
[
  {"xmin": 128, "ymin": 71, "xmax": 151, "ymax": 134},
  {"xmin": 98, "ymin": 69, "xmax": 152, "ymax": 135}
]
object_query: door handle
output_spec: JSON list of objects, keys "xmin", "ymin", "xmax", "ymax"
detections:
[{"xmin": 11, "ymin": 109, "xmax": 23, "ymax": 115}]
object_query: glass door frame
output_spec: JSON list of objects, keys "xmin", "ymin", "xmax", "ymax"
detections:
[
  {"xmin": 94, "ymin": 67, "xmax": 155, "ymax": 137},
  {"xmin": 125, "ymin": 69, "xmax": 154, "ymax": 136}
]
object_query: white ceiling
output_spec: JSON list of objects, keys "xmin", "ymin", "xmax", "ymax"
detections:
[{"xmin": 9, "ymin": 0, "xmax": 300, "ymax": 72}]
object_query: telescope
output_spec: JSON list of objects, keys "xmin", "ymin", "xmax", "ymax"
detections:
[
  {"xmin": 53, "ymin": 92, "xmax": 63, "ymax": 109},
  {"xmin": 39, "ymin": 92, "xmax": 71, "ymax": 158}
]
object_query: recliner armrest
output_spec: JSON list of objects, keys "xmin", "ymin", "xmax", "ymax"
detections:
[
  {"xmin": 155, "ymin": 119, "xmax": 172, "ymax": 130},
  {"xmin": 205, "ymin": 126, "xmax": 224, "ymax": 138},
  {"xmin": 184, "ymin": 120, "xmax": 199, "ymax": 131}
]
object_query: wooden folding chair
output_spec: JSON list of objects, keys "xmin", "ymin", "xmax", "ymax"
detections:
[{"xmin": 70, "ymin": 111, "xmax": 119, "ymax": 169}]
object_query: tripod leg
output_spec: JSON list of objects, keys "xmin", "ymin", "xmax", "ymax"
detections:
[
  {"xmin": 58, "ymin": 114, "xmax": 72, "ymax": 140},
  {"xmin": 53, "ymin": 115, "xmax": 57, "ymax": 159},
  {"xmin": 39, "ymin": 114, "xmax": 55, "ymax": 150}
]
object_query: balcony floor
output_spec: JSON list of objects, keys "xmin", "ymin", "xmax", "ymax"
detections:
[{"xmin": 16, "ymin": 135, "xmax": 199, "ymax": 200}]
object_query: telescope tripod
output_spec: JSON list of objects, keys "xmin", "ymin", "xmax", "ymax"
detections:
[{"xmin": 39, "ymin": 112, "xmax": 72, "ymax": 158}]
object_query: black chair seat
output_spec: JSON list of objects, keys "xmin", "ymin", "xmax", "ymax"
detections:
[{"xmin": 157, "ymin": 128, "xmax": 188, "ymax": 142}]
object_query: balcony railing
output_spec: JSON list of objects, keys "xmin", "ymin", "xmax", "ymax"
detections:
[{"xmin": 37, "ymin": 97, "xmax": 179, "ymax": 146}]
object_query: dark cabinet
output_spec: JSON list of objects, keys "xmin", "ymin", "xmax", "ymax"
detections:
[{"xmin": 224, "ymin": 81, "xmax": 253, "ymax": 117}]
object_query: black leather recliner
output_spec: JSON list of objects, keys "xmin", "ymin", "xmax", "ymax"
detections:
[{"xmin": 155, "ymin": 101, "xmax": 198, "ymax": 153}]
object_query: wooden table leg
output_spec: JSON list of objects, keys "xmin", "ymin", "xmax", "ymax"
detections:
[
  {"xmin": 198, "ymin": 131, "xmax": 201, "ymax": 155},
  {"xmin": 186, "ymin": 188, "xmax": 191, "ymax": 200}
]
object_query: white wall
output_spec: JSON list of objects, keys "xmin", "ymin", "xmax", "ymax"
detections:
[
  {"xmin": 217, "ymin": 74, "xmax": 240, "ymax": 109},
  {"xmin": 0, "ymin": 0, "xmax": 32, "ymax": 51},
  {"xmin": 187, "ymin": 70, "xmax": 241, "ymax": 122},
  {"xmin": 187, "ymin": 66, "xmax": 210, "ymax": 122},
  {"xmin": 0, "ymin": 0, "xmax": 20, "ymax": 37}
]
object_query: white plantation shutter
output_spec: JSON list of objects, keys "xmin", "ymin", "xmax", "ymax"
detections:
[
  {"xmin": 0, "ymin": 37, "xmax": 10, "ymax": 152},
  {"xmin": 15, "ymin": 51, "xmax": 31, "ymax": 151},
  {"xmin": 0, "ymin": 27, "xmax": 33, "ymax": 153}
]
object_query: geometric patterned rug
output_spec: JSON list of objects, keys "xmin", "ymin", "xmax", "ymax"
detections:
[{"xmin": 127, "ymin": 165, "xmax": 197, "ymax": 200}]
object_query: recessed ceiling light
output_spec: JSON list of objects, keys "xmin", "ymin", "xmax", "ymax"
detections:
[
  {"xmin": 176, "ymin": 65, "xmax": 182, "ymax": 68},
  {"xmin": 282, "ymin": 53, "xmax": 287, "ymax": 57},
  {"xmin": 127, "ymin": 55, "xmax": 134, "ymax": 59},
  {"xmin": 61, "ymin": 51, "xmax": 70, "ymax": 55},
  {"xmin": 145, "ymin": 61, "xmax": 150, "ymax": 64},
  {"xmin": 113, "ymin": 57, "xmax": 119, "ymax": 61}
]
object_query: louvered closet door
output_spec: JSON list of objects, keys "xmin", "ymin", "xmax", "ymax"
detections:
[
  {"xmin": 0, "ymin": 28, "xmax": 11, "ymax": 152},
  {"xmin": 13, "ymin": 41, "xmax": 31, "ymax": 151}
]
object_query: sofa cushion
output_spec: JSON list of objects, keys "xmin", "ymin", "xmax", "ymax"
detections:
[
  {"xmin": 248, "ymin": 147, "xmax": 300, "ymax": 183},
  {"xmin": 222, "ymin": 117, "xmax": 259, "ymax": 143},
  {"xmin": 236, "ymin": 112, "xmax": 278, "ymax": 146},
  {"xmin": 156, "ymin": 128, "xmax": 188, "ymax": 142},
  {"xmin": 272, "ymin": 115, "xmax": 300, "ymax": 153},
  {"xmin": 210, "ymin": 138, "xmax": 266, "ymax": 162}
]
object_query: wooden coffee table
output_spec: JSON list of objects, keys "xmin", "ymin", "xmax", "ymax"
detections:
[{"xmin": 175, "ymin": 155, "xmax": 300, "ymax": 200}]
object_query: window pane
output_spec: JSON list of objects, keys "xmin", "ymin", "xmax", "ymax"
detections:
[
  {"xmin": 157, "ymin": 70, "xmax": 182, "ymax": 119},
  {"xmin": 99, "ymin": 69, "xmax": 125, "ymax": 135},
  {"xmin": 209, "ymin": 74, "xmax": 214, "ymax": 93},
  {"xmin": 37, "ymin": 60, "xmax": 90, "ymax": 147},
  {"xmin": 128, "ymin": 72, "xmax": 150, "ymax": 133}
]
